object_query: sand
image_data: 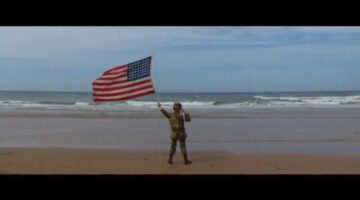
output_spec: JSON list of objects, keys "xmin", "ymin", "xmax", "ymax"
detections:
[
  {"xmin": 0, "ymin": 148, "xmax": 360, "ymax": 174},
  {"xmin": 0, "ymin": 107, "xmax": 360, "ymax": 174}
]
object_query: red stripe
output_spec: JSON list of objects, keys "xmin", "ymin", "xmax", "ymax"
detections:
[
  {"xmin": 92, "ymin": 79, "xmax": 128, "ymax": 86},
  {"xmin": 93, "ymin": 90, "xmax": 155, "ymax": 102},
  {"xmin": 93, "ymin": 84, "xmax": 154, "ymax": 97},
  {"xmin": 92, "ymin": 79, "xmax": 152, "ymax": 92},
  {"xmin": 96, "ymin": 70, "xmax": 127, "ymax": 80},
  {"xmin": 103, "ymin": 65, "xmax": 128, "ymax": 75},
  {"xmin": 97, "ymin": 73, "xmax": 128, "ymax": 81}
]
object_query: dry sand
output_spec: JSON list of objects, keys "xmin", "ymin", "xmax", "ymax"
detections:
[{"xmin": 0, "ymin": 148, "xmax": 360, "ymax": 174}]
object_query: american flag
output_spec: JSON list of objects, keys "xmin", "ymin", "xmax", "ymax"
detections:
[{"xmin": 92, "ymin": 56, "xmax": 155, "ymax": 102}]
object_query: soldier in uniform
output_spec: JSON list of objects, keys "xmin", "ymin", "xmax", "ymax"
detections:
[{"xmin": 157, "ymin": 102, "xmax": 192, "ymax": 165}]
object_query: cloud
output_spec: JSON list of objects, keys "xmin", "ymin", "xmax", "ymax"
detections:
[{"xmin": 1, "ymin": 26, "xmax": 360, "ymax": 59}]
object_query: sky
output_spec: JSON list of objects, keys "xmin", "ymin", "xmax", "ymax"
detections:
[{"xmin": 0, "ymin": 26, "xmax": 359, "ymax": 93}]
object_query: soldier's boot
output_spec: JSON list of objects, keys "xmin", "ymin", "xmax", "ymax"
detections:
[
  {"xmin": 183, "ymin": 153, "xmax": 192, "ymax": 165},
  {"xmin": 168, "ymin": 154, "xmax": 174, "ymax": 164}
]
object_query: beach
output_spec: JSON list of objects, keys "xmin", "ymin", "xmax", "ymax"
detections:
[
  {"xmin": 2, "ymin": 148, "xmax": 360, "ymax": 174},
  {"xmin": 0, "ymin": 106, "xmax": 360, "ymax": 174}
]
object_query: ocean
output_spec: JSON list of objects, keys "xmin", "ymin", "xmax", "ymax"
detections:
[{"xmin": 0, "ymin": 90, "xmax": 360, "ymax": 112}]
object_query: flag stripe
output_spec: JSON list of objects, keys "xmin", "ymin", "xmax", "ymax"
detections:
[
  {"xmin": 93, "ymin": 77, "xmax": 152, "ymax": 90},
  {"xmin": 93, "ymin": 84, "xmax": 154, "ymax": 97},
  {"xmin": 93, "ymin": 76, "xmax": 127, "ymax": 84},
  {"xmin": 92, "ymin": 79, "xmax": 128, "ymax": 86},
  {"xmin": 93, "ymin": 82, "xmax": 153, "ymax": 95},
  {"xmin": 98, "ymin": 73, "xmax": 128, "ymax": 80},
  {"xmin": 93, "ymin": 89, "xmax": 155, "ymax": 102},
  {"xmin": 103, "ymin": 65, "xmax": 127, "ymax": 75}
]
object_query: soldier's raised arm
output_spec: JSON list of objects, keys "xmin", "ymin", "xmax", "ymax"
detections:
[{"xmin": 158, "ymin": 102, "xmax": 170, "ymax": 119}]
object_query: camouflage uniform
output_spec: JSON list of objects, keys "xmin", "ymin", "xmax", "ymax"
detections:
[{"xmin": 159, "ymin": 103, "xmax": 192, "ymax": 164}]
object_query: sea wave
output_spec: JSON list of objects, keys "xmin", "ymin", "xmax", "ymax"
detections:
[
  {"xmin": 126, "ymin": 101, "xmax": 215, "ymax": 107},
  {"xmin": 254, "ymin": 95, "xmax": 360, "ymax": 106},
  {"xmin": 0, "ymin": 100, "xmax": 218, "ymax": 111},
  {"xmin": 1, "ymin": 95, "xmax": 360, "ymax": 111}
]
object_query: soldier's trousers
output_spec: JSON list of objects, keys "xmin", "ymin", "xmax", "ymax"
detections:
[{"xmin": 169, "ymin": 138, "xmax": 187, "ymax": 155}]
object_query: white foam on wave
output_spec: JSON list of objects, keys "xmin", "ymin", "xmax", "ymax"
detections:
[
  {"xmin": 125, "ymin": 101, "xmax": 215, "ymax": 108},
  {"xmin": 75, "ymin": 102, "xmax": 90, "ymax": 106},
  {"xmin": 1, "ymin": 95, "xmax": 360, "ymax": 111},
  {"xmin": 254, "ymin": 96, "xmax": 301, "ymax": 101},
  {"xmin": 254, "ymin": 95, "xmax": 360, "ymax": 106},
  {"xmin": 0, "ymin": 100, "xmax": 35, "ymax": 104},
  {"xmin": 0, "ymin": 100, "xmax": 41, "ymax": 107},
  {"xmin": 0, "ymin": 100, "xmax": 218, "ymax": 111}
]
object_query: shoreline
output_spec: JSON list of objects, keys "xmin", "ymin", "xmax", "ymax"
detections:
[
  {"xmin": 0, "ymin": 106, "xmax": 359, "ymax": 119},
  {"xmin": 1, "ymin": 147, "xmax": 360, "ymax": 174},
  {"xmin": 0, "ymin": 108, "xmax": 359, "ymax": 155}
]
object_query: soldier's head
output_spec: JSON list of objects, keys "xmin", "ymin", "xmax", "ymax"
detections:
[{"xmin": 173, "ymin": 102, "xmax": 182, "ymax": 113}]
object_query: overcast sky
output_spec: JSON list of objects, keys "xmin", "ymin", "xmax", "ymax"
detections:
[{"xmin": 0, "ymin": 26, "xmax": 359, "ymax": 92}]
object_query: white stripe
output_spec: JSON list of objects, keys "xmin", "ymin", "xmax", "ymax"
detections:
[
  {"xmin": 93, "ymin": 82, "xmax": 153, "ymax": 95},
  {"xmin": 93, "ymin": 77, "xmax": 151, "ymax": 89},
  {"xmin": 94, "ymin": 88, "xmax": 154, "ymax": 100},
  {"xmin": 93, "ymin": 77, "xmax": 127, "ymax": 84}
]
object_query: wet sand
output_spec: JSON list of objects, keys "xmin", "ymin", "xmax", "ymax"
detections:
[
  {"xmin": 1, "ymin": 108, "xmax": 360, "ymax": 154},
  {"xmin": 1, "ymin": 148, "xmax": 360, "ymax": 174}
]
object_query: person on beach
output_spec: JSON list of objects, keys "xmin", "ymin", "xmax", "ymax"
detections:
[{"xmin": 157, "ymin": 102, "xmax": 192, "ymax": 165}]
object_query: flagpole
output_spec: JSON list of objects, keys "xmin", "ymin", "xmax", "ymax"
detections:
[
  {"xmin": 152, "ymin": 52, "xmax": 162, "ymax": 169},
  {"xmin": 153, "ymin": 53, "xmax": 159, "ymax": 100}
]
